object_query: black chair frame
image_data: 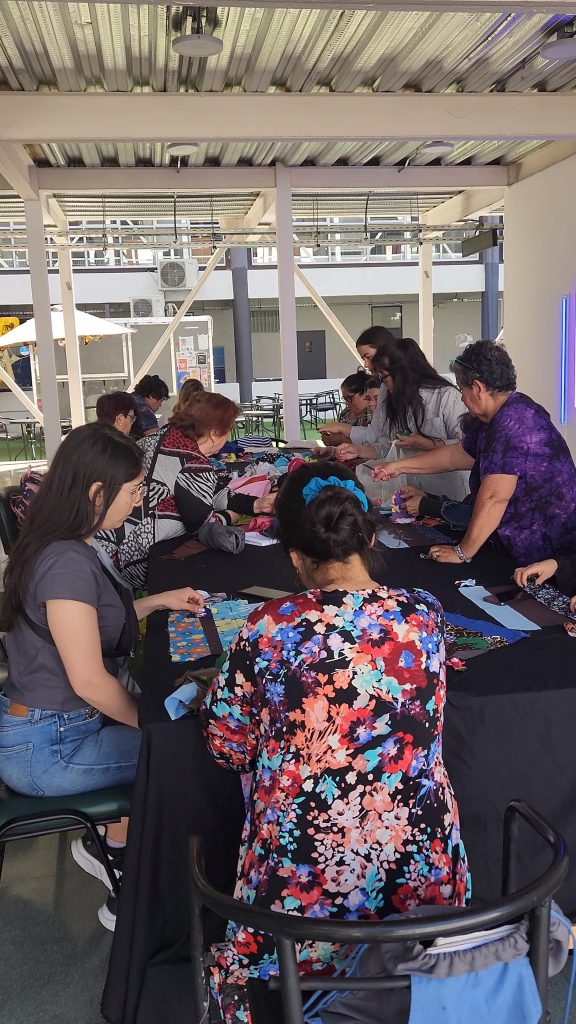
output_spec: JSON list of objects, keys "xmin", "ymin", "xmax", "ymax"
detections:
[
  {"xmin": 0, "ymin": 807, "xmax": 123, "ymax": 896},
  {"xmin": 189, "ymin": 801, "xmax": 568, "ymax": 1024}
]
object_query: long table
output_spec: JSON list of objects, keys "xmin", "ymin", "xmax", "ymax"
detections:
[{"xmin": 102, "ymin": 535, "xmax": 576, "ymax": 1024}]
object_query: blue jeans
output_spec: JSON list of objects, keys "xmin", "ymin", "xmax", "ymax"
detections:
[{"xmin": 0, "ymin": 693, "xmax": 141, "ymax": 797}]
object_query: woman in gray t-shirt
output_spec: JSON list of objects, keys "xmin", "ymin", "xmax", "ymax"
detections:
[{"xmin": 0, "ymin": 424, "xmax": 204, "ymax": 927}]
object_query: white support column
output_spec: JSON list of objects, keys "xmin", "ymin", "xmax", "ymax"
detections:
[
  {"xmin": 275, "ymin": 165, "xmax": 300, "ymax": 441},
  {"xmin": 418, "ymin": 242, "xmax": 434, "ymax": 364},
  {"xmin": 58, "ymin": 247, "xmax": 85, "ymax": 427},
  {"xmin": 24, "ymin": 200, "xmax": 61, "ymax": 459},
  {"xmin": 128, "ymin": 246, "xmax": 227, "ymax": 390}
]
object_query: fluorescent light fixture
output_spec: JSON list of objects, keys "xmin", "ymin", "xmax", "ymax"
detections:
[
  {"xmin": 540, "ymin": 35, "xmax": 576, "ymax": 62},
  {"xmin": 167, "ymin": 142, "xmax": 200, "ymax": 157},
  {"xmin": 172, "ymin": 33, "xmax": 223, "ymax": 57},
  {"xmin": 417, "ymin": 141, "xmax": 455, "ymax": 158},
  {"xmin": 561, "ymin": 295, "xmax": 568, "ymax": 425}
]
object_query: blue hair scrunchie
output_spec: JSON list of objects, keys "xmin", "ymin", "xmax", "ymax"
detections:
[{"xmin": 301, "ymin": 475, "xmax": 369, "ymax": 512}]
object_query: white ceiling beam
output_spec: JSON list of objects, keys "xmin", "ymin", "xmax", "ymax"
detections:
[
  {"xmin": 0, "ymin": 142, "xmax": 68, "ymax": 237},
  {"xmin": 508, "ymin": 141, "xmax": 576, "ymax": 185},
  {"xmin": 220, "ymin": 188, "xmax": 277, "ymax": 244},
  {"xmin": 422, "ymin": 187, "xmax": 507, "ymax": 226},
  {"xmin": 3, "ymin": 93, "xmax": 576, "ymax": 144},
  {"xmin": 37, "ymin": 165, "xmax": 508, "ymax": 194},
  {"xmin": 46, "ymin": 0, "xmax": 576, "ymax": 12}
]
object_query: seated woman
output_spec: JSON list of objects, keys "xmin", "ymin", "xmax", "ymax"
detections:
[
  {"xmin": 0, "ymin": 423, "xmax": 202, "ymax": 927},
  {"xmin": 319, "ymin": 325, "xmax": 393, "ymax": 445},
  {"xmin": 374, "ymin": 341, "xmax": 576, "ymax": 566},
  {"xmin": 202, "ymin": 461, "xmax": 470, "ymax": 1024},
  {"xmin": 171, "ymin": 377, "xmax": 204, "ymax": 416},
  {"xmin": 100, "ymin": 392, "xmax": 275, "ymax": 588},
  {"xmin": 337, "ymin": 337, "xmax": 469, "ymax": 501},
  {"xmin": 96, "ymin": 391, "xmax": 137, "ymax": 435},
  {"xmin": 131, "ymin": 374, "xmax": 170, "ymax": 438},
  {"xmin": 339, "ymin": 371, "xmax": 380, "ymax": 426}
]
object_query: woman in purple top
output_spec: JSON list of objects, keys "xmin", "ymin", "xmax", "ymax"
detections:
[{"xmin": 373, "ymin": 341, "xmax": 576, "ymax": 566}]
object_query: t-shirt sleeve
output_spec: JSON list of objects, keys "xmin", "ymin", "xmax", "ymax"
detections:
[{"xmin": 34, "ymin": 546, "xmax": 101, "ymax": 611}]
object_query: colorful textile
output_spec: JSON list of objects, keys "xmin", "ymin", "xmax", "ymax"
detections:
[
  {"xmin": 462, "ymin": 392, "xmax": 576, "ymax": 564},
  {"xmin": 458, "ymin": 585, "xmax": 539, "ymax": 632},
  {"xmin": 168, "ymin": 600, "xmax": 257, "ymax": 662},
  {"xmin": 445, "ymin": 612, "xmax": 527, "ymax": 663},
  {"xmin": 202, "ymin": 587, "xmax": 470, "ymax": 1024},
  {"xmin": 338, "ymin": 406, "xmax": 372, "ymax": 427}
]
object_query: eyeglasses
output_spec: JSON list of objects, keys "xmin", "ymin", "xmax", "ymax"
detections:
[
  {"xmin": 129, "ymin": 482, "xmax": 148, "ymax": 498},
  {"xmin": 377, "ymin": 370, "xmax": 391, "ymax": 382}
]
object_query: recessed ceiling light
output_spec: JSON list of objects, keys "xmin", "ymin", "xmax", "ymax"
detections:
[
  {"xmin": 167, "ymin": 142, "xmax": 200, "ymax": 157},
  {"xmin": 418, "ymin": 141, "xmax": 455, "ymax": 158},
  {"xmin": 540, "ymin": 35, "xmax": 576, "ymax": 62},
  {"xmin": 172, "ymin": 33, "xmax": 223, "ymax": 58}
]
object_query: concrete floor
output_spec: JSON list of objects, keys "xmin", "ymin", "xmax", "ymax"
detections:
[{"xmin": 0, "ymin": 831, "xmax": 575, "ymax": 1024}]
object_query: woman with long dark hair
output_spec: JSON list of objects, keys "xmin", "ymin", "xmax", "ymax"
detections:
[
  {"xmin": 336, "ymin": 337, "xmax": 469, "ymax": 500},
  {"xmin": 0, "ymin": 424, "xmax": 203, "ymax": 926},
  {"xmin": 202, "ymin": 461, "xmax": 469, "ymax": 1024},
  {"xmin": 320, "ymin": 325, "xmax": 393, "ymax": 446}
]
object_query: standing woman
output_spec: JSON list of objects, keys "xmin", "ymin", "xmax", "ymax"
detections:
[
  {"xmin": 319, "ymin": 326, "xmax": 394, "ymax": 446},
  {"xmin": 202, "ymin": 462, "xmax": 469, "ymax": 1024},
  {"xmin": 336, "ymin": 337, "xmax": 469, "ymax": 501}
]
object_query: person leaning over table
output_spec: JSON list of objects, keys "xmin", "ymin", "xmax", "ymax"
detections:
[
  {"xmin": 131, "ymin": 373, "xmax": 170, "ymax": 439},
  {"xmin": 319, "ymin": 325, "xmax": 394, "ymax": 446},
  {"xmin": 374, "ymin": 340, "xmax": 576, "ymax": 566},
  {"xmin": 0, "ymin": 423, "xmax": 204, "ymax": 930},
  {"xmin": 96, "ymin": 391, "xmax": 137, "ymax": 436},
  {"xmin": 336, "ymin": 337, "xmax": 469, "ymax": 501},
  {"xmin": 98, "ymin": 391, "xmax": 275, "ymax": 589},
  {"xmin": 171, "ymin": 376, "xmax": 204, "ymax": 416},
  {"xmin": 201, "ymin": 461, "xmax": 470, "ymax": 1024},
  {"xmin": 337, "ymin": 370, "xmax": 380, "ymax": 427}
]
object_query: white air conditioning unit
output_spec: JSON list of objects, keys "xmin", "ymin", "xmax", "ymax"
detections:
[
  {"xmin": 130, "ymin": 297, "xmax": 165, "ymax": 318},
  {"xmin": 157, "ymin": 258, "xmax": 199, "ymax": 291}
]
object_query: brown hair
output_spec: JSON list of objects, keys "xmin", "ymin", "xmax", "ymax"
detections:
[
  {"xmin": 169, "ymin": 390, "xmax": 239, "ymax": 439},
  {"xmin": 96, "ymin": 391, "xmax": 136, "ymax": 424},
  {"xmin": 172, "ymin": 378, "xmax": 205, "ymax": 417}
]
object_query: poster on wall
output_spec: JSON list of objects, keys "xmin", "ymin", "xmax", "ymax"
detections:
[{"xmin": 172, "ymin": 318, "xmax": 214, "ymax": 393}]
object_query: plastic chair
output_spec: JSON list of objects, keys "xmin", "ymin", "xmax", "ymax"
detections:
[
  {"xmin": 0, "ymin": 485, "xmax": 21, "ymax": 555},
  {"xmin": 189, "ymin": 801, "xmax": 568, "ymax": 1024},
  {"xmin": 0, "ymin": 781, "xmax": 132, "ymax": 897}
]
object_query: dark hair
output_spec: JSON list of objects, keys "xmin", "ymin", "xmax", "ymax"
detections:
[
  {"xmin": 96, "ymin": 391, "xmax": 136, "ymax": 424},
  {"xmin": 356, "ymin": 326, "xmax": 395, "ymax": 352},
  {"xmin": 372, "ymin": 337, "xmax": 455, "ymax": 435},
  {"xmin": 2, "ymin": 424, "xmax": 143, "ymax": 629},
  {"xmin": 169, "ymin": 390, "xmax": 239, "ymax": 438},
  {"xmin": 275, "ymin": 462, "xmax": 380, "ymax": 568},
  {"xmin": 133, "ymin": 374, "xmax": 169, "ymax": 400},
  {"xmin": 451, "ymin": 341, "xmax": 517, "ymax": 393},
  {"xmin": 172, "ymin": 378, "xmax": 205, "ymax": 416},
  {"xmin": 341, "ymin": 371, "xmax": 379, "ymax": 396}
]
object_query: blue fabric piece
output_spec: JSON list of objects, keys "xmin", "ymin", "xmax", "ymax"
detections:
[
  {"xmin": 445, "ymin": 612, "xmax": 527, "ymax": 645},
  {"xmin": 460, "ymin": 585, "xmax": 540, "ymax": 632},
  {"xmin": 408, "ymin": 959, "xmax": 541, "ymax": 1024},
  {"xmin": 302, "ymin": 475, "xmax": 369, "ymax": 511},
  {"xmin": 164, "ymin": 682, "xmax": 199, "ymax": 720},
  {"xmin": 376, "ymin": 527, "xmax": 409, "ymax": 549}
]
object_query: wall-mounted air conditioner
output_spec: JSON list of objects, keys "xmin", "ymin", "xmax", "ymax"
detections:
[
  {"xmin": 130, "ymin": 297, "xmax": 165, "ymax": 318},
  {"xmin": 157, "ymin": 258, "xmax": 199, "ymax": 291}
]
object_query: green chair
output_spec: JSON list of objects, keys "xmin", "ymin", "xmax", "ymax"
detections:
[{"xmin": 0, "ymin": 781, "xmax": 133, "ymax": 896}]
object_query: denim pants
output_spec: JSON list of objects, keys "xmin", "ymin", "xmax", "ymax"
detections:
[{"xmin": 0, "ymin": 693, "xmax": 141, "ymax": 797}]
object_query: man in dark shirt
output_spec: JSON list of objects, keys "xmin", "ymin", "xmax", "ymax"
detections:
[{"xmin": 131, "ymin": 374, "xmax": 169, "ymax": 438}]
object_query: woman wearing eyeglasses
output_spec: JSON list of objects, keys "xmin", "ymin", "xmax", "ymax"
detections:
[
  {"xmin": 336, "ymin": 337, "xmax": 469, "ymax": 501},
  {"xmin": 374, "ymin": 341, "xmax": 576, "ymax": 566},
  {"xmin": 0, "ymin": 424, "xmax": 202, "ymax": 925}
]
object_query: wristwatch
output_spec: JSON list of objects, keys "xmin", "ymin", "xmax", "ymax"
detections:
[{"xmin": 455, "ymin": 544, "xmax": 472, "ymax": 563}]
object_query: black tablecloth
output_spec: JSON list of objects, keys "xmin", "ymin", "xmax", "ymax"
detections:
[{"xmin": 103, "ymin": 536, "xmax": 576, "ymax": 1024}]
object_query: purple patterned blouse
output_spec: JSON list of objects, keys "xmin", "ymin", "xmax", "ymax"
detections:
[{"xmin": 462, "ymin": 392, "xmax": 576, "ymax": 564}]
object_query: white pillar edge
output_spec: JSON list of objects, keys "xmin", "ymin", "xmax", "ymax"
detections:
[
  {"xmin": 58, "ymin": 246, "xmax": 85, "ymax": 427},
  {"xmin": 23, "ymin": 199, "xmax": 61, "ymax": 460},
  {"xmin": 275, "ymin": 165, "xmax": 300, "ymax": 441},
  {"xmin": 418, "ymin": 242, "xmax": 434, "ymax": 364},
  {"xmin": 128, "ymin": 245, "xmax": 228, "ymax": 391}
]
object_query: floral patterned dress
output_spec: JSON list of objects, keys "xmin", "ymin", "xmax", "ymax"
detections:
[{"xmin": 202, "ymin": 587, "xmax": 470, "ymax": 1023}]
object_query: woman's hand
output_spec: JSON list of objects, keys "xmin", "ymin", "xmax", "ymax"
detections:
[
  {"xmin": 321, "ymin": 422, "xmax": 351, "ymax": 439},
  {"xmin": 335, "ymin": 443, "xmax": 360, "ymax": 462},
  {"xmin": 254, "ymin": 494, "xmax": 275, "ymax": 515},
  {"xmin": 398, "ymin": 486, "xmax": 425, "ymax": 516},
  {"xmin": 395, "ymin": 434, "xmax": 443, "ymax": 451},
  {"xmin": 514, "ymin": 559, "xmax": 558, "ymax": 588},
  {"xmin": 427, "ymin": 545, "xmax": 464, "ymax": 564},
  {"xmin": 156, "ymin": 588, "xmax": 205, "ymax": 613},
  {"xmin": 372, "ymin": 462, "xmax": 403, "ymax": 481}
]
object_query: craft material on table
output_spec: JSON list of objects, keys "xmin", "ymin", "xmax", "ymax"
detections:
[
  {"xmin": 376, "ymin": 517, "xmax": 451, "ymax": 549},
  {"xmin": 168, "ymin": 599, "xmax": 258, "ymax": 662},
  {"xmin": 522, "ymin": 580, "xmax": 576, "ymax": 624},
  {"xmin": 445, "ymin": 612, "xmax": 527, "ymax": 668},
  {"xmin": 457, "ymin": 584, "xmax": 540, "ymax": 632}
]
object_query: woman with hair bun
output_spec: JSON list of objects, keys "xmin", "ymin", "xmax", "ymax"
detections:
[{"xmin": 202, "ymin": 461, "xmax": 469, "ymax": 1024}]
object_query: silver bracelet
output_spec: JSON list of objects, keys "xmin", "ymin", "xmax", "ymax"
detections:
[{"xmin": 455, "ymin": 544, "xmax": 472, "ymax": 563}]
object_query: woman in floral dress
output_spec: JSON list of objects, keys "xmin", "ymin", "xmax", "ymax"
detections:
[{"xmin": 202, "ymin": 462, "xmax": 470, "ymax": 1023}]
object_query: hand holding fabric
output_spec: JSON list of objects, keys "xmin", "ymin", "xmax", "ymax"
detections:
[
  {"xmin": 395, "ymin": 433, "xmax": 440, "ymax": 451},
  {"xmin": 514, "ymin": 559, "xmax": 559, "ymax": 588},
  {"xmin": 155, "ymin": 588, "xmax": 205, "ymax": 613}
]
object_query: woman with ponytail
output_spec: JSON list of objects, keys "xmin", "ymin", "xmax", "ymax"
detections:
[{"xmin": 202, "ymin": 461, "xmax": 469, "ymax": 1024}]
